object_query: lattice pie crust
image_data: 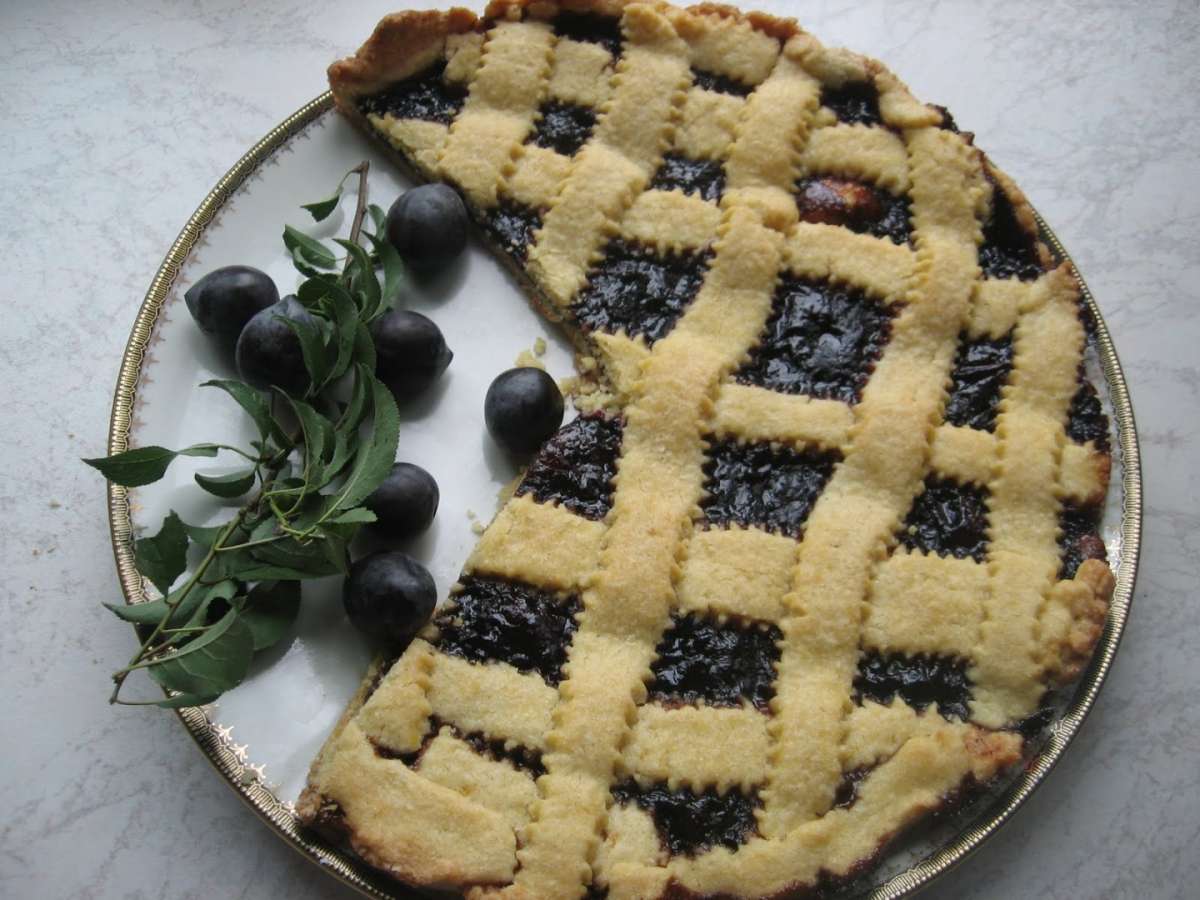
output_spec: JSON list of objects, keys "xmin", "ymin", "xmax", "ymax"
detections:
[{"xmin": 298, "ymin": 3, "xmax": 1115, "ymax": 897}]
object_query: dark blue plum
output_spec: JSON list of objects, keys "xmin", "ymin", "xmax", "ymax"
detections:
[
  {"xmin": 234, "ymin": 294, "xmax": 317, "ymax": 394},
  {"xmin": 371, "ymin": 309, "xmax": 453, "ymax": 400},
  {"xmin": 365, "ymin": 462, "xmax": 440, "ymax": 538},
  {"xmin": 184, "ymin": 265, "xmax": 279, "ymax": 349},
  {"xmin": 343, "ymin": 551, "xmax": 437, "ymax": 644},
  {"xmin": 484, "ymin": 367, "xmax": 564, "ymax": 455},
  {"xmin": 385, "ymin": 184, "xmax": 468, "ymax": 271}
]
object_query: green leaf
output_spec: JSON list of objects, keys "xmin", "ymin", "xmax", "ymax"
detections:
[
  {"xmin": 249, "ymin": 533, "xmax": 341, "ymax": 577},
  {"xmin": 322, "ymin": 374, "xmax": 399, "ymax": 515},
  {"xmin": 195, "ymin": 468, "xmax": 257, "ymax": 499},
  {"xmin": 281, "ymin": 314, "xmax": 330, "ymax": 392},
  {"xmin": 353, "ymin": 322, "xmax": 376, "ymax": 372},
  {"xmin": 240, "ymin": 581, "xmax": 301, "ymax": 650},
  {"xmin": 335, "ymin": 238, "xmax": 381, "ymax": 318},
  {"xmin": 337, "ymin": 363, "xmax": 373, "ymax": 432},
  {"xmin": 325, "ymin": 507, "xmax": 377, "ymax": 525},
  {"xmin": 103, "ymin": 578, "xmax": 229, "ymax": 628},
  {"xmin": 320, "ymin": 281, "xmax": 361, "ymax": 383},
  {"xmin": 134, "ymin": 511, "xmax": 190, "ymax": 596},
  {"xmin": 201, "ymin": 379, "xmax": 290, "ymax": 447},
  {"xmin": 301, "ymin": 192, "xmax": 342, "ymax": 222},
  {"xmin": 320, "ymin": 533, "xmax": 350, "ymax": 575},
  {"xmin": 183, "ymin": 520, "xmax": 236, "ymax": 549},
  {"xmin": 366, "ymin": 228, "xmax": 405, "ymax": 316},
  {"xmin": 148, "ymin": 612, "xmax": 254, "ymax": 695},
  {"xmin": 83, "ymin": 444, "xmax": 219, "ymax": 487},
  {"xmin": 367, "ymin": 203, "xmax": 387, "ymax": 236},
  {"xmin": 282, "ymin": 395, "xmax": 334, "ymax": 488},
  {"xmin": 282, "ymin": 225, "xmax": 337, "ymax": 270}
]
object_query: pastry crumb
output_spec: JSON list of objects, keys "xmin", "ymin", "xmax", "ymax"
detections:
[
  {"xmin": 514, "ymin": 349, "xmax": 546, "ymax": 370},
  {"xmin": 534, "ymin": 337, "xmax": 547, "ymax": 356},
  {"xmin": 470, "ymin": 521, "xmax": 486, "ymax": 535}
]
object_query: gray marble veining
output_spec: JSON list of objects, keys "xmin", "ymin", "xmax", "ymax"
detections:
[{"xmin": 1, "ymin": 1, "xmax": 1196, "ymax": 898}]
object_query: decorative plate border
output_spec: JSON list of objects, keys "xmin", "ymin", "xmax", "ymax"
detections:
[{"xmin": 105, "ymin": 92, "xmax": 1142, "ymax": 899}]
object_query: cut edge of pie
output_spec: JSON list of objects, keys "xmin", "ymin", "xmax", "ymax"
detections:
[{"xmin": 298, "ymin": 2, "xmax": 1117, "ymax": 897}]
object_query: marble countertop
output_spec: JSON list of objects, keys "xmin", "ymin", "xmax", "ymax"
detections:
[{"xmin": 2, "ymin": 1, "xmax": 1195, "ymax": 898}]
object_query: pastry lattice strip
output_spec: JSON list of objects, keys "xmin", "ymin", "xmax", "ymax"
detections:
[{"xmin": 300, "ymin": 3, "xmax": 1114, "ymax": 897}]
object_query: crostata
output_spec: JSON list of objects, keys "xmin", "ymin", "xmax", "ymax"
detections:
[{"xmin": 298, "ymin": 2, "xmax": 1115, "ymax": 897}]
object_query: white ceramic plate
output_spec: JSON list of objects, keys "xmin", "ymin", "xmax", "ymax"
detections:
[{"xmin": 108, "ymin": 96, "xmax": 1141, "ymax": 899}]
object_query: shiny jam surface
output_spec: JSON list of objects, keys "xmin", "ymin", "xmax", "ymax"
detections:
[
  {"xmin": 433, "ymin": 577, "xmax": 580, "ymax": 685},
  {"xmin": 1059, "ymin": 503, "xmax": 1107, "ymax": 579},
  {"xmin": 359, "ymin": 62, "xmax": 465, "ymax": 124},
  {"xmin": 1066, "ymin": 377, "xmax": 1110, "ymax": 451},
  {"xmin": 943, "ymin": 334, "xmax": 1015, "ymax": 431},
  {"xmin": 899, "ymin": 476, "xmax": 990, "ymax": 562},
  {"xmin": 648, "ymin": 614, "xmax": 782, "ymax": 711},
  {"xmin": 701, "ymin": 440, "xmax": 838, "ymax": 538},
  {"xmin": 978, "ymin": 177, "xmax": 1045, "ymax": 281},
  {"xmin": 736, "ymin": 276, "xmax": 893, "ymax": 404},
  {"xmin": 794, "ymin": 175, "xmax": 912, "ymax": 245},
  {"xmin": 573, "ymin": 240, "xmax": 710, "ymax": 343},
  {"xmin": 611, "ymin": 780, "xmax": 760, "ymax": 856},
  {"xmin": 530, "ymin": 100, "xmax": 596, "ymax": 156},
  {"xmin": 854, "ymin": 651, "xmax": 972, "ymax": 721},
  {"xmin": 481, "ymin": 203, "xmax": 542, "ymax": 264},
  {"xmin": 821, "ymin": 81, "xmax": 884, "ymax": 126},
  {"xmin": 515, "ymin": 414, "xmax": 623, "ymax": 520},
  {"xmin": 650, "ymin": 153, "xmax": 726, "ymax": 203}
]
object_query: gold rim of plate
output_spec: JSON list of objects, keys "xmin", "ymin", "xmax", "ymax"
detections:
[{"xmin": 105, "ymin": 91, "xmax": 1143, "ymax": 899}]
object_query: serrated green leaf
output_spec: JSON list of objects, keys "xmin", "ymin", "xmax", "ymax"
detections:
[
  {"xmin": 148, "ymin": 612, "xmax": 254, "ymax": 695},
  {"xmin": 322, "ymin": 374, "xmax": 399, "ymax": 515},
  {"xmin": 134, "ymin": 511, "xmax": 189, "ymax": 596},
  {"xmin": 367, "ymin": 203, "xmax": 387, "ymax": 236},
  {"xmin": 249, "ymin": 534, "xmax": 341, "ymax": 577},
  {"xmin": 282, "ymin": 225, "xmax": 337, "ymax": 269},
  {"xmin": 104, "ymin": 578, "xmax": 213, "ymax": 627},
  {"xmin": 282, "ymin": 395, "xmax": 334, "ymax": 489},
  {"xmin": 194, "ymin": 468, "xmax": 257, "ymax": 499},
  {"xmin": 201, "ymin": 379, "xmax": 290, "ymax": 447},
  {"xmin": 337, "ymin": 364, "xmax": 373, "ymax": 433},
  {"xmin": 184, "ymin": 520, "xmax": 241, "ymax": 549},
  {"xmin": 320, "ymin": 534, "xmax": 350, "ymax": 575},
  {"xmin": 353, "ymin": 321, "xmax": 376, "ymax": 372},
  {"xmin": 366, "ymin": 229, "xmax": 405, "ymax": 316},
  {"xmin": 240, "ymin": 581, "xmax": 301, "ymax": 651},
  {"xmin": 321, "ymin": 280, "xmax": 361, "ymax": 383},
  {"xmin": 280, "ymin": 313, "xmax": 330, "ymax": 392},
  {"xmin": 325, "ymin": 507, "xmax": 378, "ymax": 525},
  {"xmin": 322, "ymin": 430, "xmax": 355, "ymax": 483},
  {"xmin": 335, "ymin": 238, "xmax": 381, "ymax": 318},
  {"xmin": 301, "ymin": 192, "xmax": 341, "ymax": 223},
  {"xmin": 83, "ymin": 444, "xmax": 219, "ymax": 487}
]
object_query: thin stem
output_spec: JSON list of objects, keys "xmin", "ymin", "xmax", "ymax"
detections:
[
  {"xmin": 215, "ymin": 534, "xmax": 286, "ymax": 553},
  {"xmin": 347, "ymin": 161, "xmax": 370, "ymax": 247}
]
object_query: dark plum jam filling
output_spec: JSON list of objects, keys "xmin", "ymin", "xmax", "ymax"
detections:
[
  {"xmin": 1058, "ymin": 503, "xmax": 1106, "ymax": 580},
  {"xmin": 573, "ymin": 240, "xmax": 710, "ymax": 343},
  {"xmin": 648, "ymin": 614, "xmax": 782, "ymax": 711},
  {"xmin": 377, "ymin": 716, "xmax": 546, "ymax": 777},
  {"xmin": 832, "ymin": 766, "xmax": 871, "ymax": 810},
  {"xmin": 611, "ymin": 780, "xmax": 760, "ymax": 856},
  {"xmin": 943, "ymin": 334, "xmax": 1014, "ymax": 431},
  {"xmin": 736, "ymin": 276, "xmax": 893, "ymax": 405},
  {"xmin": 794, "ymin": 176, "xmax": 912, "ymax": 245},
  {"xmin": 978, "ymin": 176, "xmax": 1045, "ymax": 281},
  {"xmin": 481, "ymin": 202, "xmax": 542, "ymax": 264},
  {"xmin": 691, "ymin": 67, "xmax": 752, "ymax": 97},
  {"xmin": 553, "ymin": 11, "xmax": 623, "ymax": 57},
  {"xmin": 650, "ymin": 152, "xmax": 726, "ymax": 203},
  {"xmin": 701, "ymin": 440, "xmax": 838, "ymax": 539},
  {"xmin": 900, "ymin": 476, "xmax": 990, "ymax": 563},
  {"xmin": 515, "ymin": 414, "xmax": 623, "ymax": 520},
  {"xmin": 821, "ymin": 81, "xmax": 883, "ymax": 126},
  {"xmin": 1066, "ymin": 377, "xmax": 1110, "ymax": 451},
  {"xmin": 433, "ymin": 577, "xmax": 581, "ymax": 685},
  {"xmin": 530, "ymin": 100, "xmax": 596, "ymax": 156},
  {"xmin": 932, "ymin": 104, "xmax": 961, "ymax": 134},
  {"xmin": 853, "ymin": 651, "xmax": 972, "ymax": 721},
  {"xmin": 359, "ymin": 61, "xmax": 466, "ymax": 125}
]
